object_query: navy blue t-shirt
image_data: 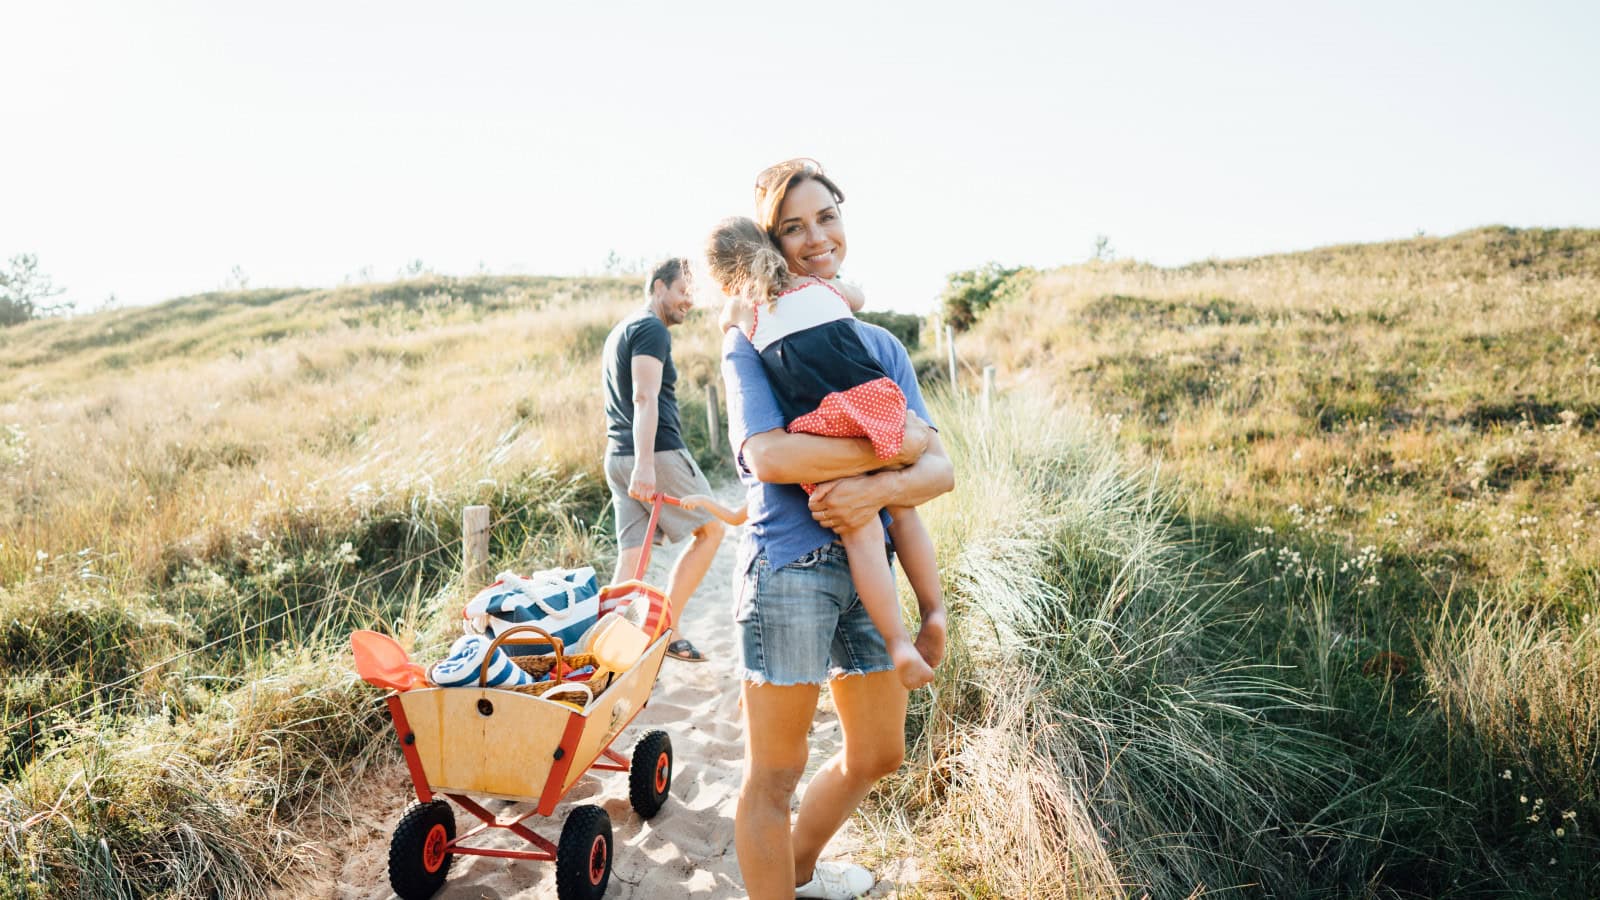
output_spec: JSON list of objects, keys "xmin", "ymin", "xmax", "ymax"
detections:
[
  {"xmin": 722, "ymin": 320, "xmax": 934, "ymax": 572},
  {"xmin": 602, "ymin": 310, "xmax": 685, "ymax": 455}
]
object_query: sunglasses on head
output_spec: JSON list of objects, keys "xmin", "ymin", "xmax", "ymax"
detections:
[{"xmin": 754, "ymin": 157, "xmax": 824, "ymax": 195}]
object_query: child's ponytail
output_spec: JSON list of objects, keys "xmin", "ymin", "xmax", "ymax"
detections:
[{"xmin": 706, "ymin": 216, "xmax": 790, "ymax": 303}]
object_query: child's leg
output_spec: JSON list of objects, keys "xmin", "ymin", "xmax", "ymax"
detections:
[
  {"xmin": 837, "ymin": 517, "xmax": 935, "ymax": 690},
  {"xmin": 885, "ymin": 507, "xmax": 946, "ymax": 668}
]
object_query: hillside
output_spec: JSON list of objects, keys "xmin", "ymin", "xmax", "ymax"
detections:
[
  {"xmin": 0, "ymin": 274, "xmax": 735, "ymax": 896},
  {"xmin": 4, "ymin": 228, "xmax": 1598, "ymax": 897},
  {"xmin": 948, "ymin": 225, "xmax": 1600, "ymax": 894}
]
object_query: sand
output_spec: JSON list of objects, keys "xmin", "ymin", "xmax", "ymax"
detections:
[{"xmin": 287, "ymin": 525, "xmax": 915, "ymax": 899}]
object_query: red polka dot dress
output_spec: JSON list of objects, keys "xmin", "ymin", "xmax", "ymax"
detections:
[{"xmin": 747, "ymin": 279, "xmax": 907, "ymax": 493}]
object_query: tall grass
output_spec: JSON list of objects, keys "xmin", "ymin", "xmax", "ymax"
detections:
[
  {"xmin": 884, "ymin": 394, "xmax": 1350, "ymax": 897},
  {"xmin": 0, "ymin": 274, "xmax": 730, "ymax": 896},
  {"xmin": 930, "ymin": 226, "xmax": 1600, "ymax": 894}
]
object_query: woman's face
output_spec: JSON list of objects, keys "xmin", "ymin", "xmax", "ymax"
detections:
[{"xmin": 773, "ymin": 178, "xmax": 847, "ymax": 279}]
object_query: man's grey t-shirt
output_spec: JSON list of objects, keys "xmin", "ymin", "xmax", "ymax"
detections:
[{"xmin": 602, "ymin": 309, "xmax": 686, "ymax": 456}]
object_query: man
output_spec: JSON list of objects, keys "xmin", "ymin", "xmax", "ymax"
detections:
[{"xmin": 601, "ymin": 257, "xmax": 724, "ymax": 662}]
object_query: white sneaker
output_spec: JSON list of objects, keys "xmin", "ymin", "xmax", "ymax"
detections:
[{"xmin": 794, "ymin": 860, "xmax": 874, "ymax": 899}]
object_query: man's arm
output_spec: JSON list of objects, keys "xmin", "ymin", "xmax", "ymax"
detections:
[
  {"xmin": 808, "ymin": 430, "xmax": 954, "ymax": 533},
  {"xmin": 629, "ymin": 354, "xmax": 664, "ymax": 500}
]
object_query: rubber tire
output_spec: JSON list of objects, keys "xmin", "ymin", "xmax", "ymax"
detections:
[
  {"xmin": 556, "ymin": 805, "xmax": 613, "ymax": 900},
  {"xmin": 388, "ymin": 799, "xmax": 455, "ymax": 900},
  {"xmin": 628, "ymin": 730, "xmax": 673, "ymax": 819}
]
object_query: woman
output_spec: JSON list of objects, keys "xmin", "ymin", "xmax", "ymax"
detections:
[{"xmin": 721, "ymin": 158, "xmax": 954, "ymax": 899}]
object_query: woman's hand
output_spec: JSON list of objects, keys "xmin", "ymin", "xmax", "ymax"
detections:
[
  {"xmin": 808, "ymin": 473, "xmax": 895, "ymax": 533},
  {"xmin": 809, "ymin": 422, "xmax": 953, "ymax": 532}
]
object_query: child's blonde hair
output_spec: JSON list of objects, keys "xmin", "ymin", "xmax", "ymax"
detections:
[{"xmin": 705, "ymin": 216, "xmax": 790, "ymax": 304}]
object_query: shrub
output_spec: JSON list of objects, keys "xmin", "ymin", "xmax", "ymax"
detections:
[
  {"xmin": 938, "ymin": 263, "xmax": 1031, "ymax": 331},
  {"xmin": 856, "ymin": 309, "xmax": 922, "ymax": 349}
]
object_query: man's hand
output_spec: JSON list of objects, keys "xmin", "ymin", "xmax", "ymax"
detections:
[
  {"xmin": 808, "ymin": 473, "xmax": 893, "ymax": 534},
  {"xmin": 628, "ymin": 458, "xmax": 657, "ymax": 502}
]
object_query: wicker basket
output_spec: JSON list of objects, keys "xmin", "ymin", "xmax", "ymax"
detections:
[
  {"xmin": 484, "ymin": 626, "xmax": 615, "ymax": 704},
  {"xmin": 510, "ymin": 651, "xmax": 598, "ymax": 680}
]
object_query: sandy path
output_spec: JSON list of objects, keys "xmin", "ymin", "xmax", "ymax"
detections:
[{"xmin": 293, "ymin": 522, "xmax": 914, "ymax": 899}]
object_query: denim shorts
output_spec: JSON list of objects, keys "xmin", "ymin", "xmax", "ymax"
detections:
[{"xmin": 734, "ymin": 543, "xmax": 895, "ymax": 686}]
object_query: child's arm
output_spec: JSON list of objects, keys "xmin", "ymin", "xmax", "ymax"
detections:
[
  {"xmin": 680, "ymin": 493, "xmax": 749, "ymax": 526},
  {"xmin": 719, "ymin": 294, "xmax": 756, "ymax": 335},
  {"xmin": 831, "ymin": 278, "xmax": 866, "ymax": 313}
]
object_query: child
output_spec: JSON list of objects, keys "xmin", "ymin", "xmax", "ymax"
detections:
[{"xmin": 697, "ymin": 216, "xmax": 945, "ymax": 690}]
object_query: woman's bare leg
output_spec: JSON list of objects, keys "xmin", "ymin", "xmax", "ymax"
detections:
[
  {"xmin": 838, "ymin": 516, "xmax": 934, "ymax": 690},
  {"xmin": 737, "ymin": 680, "xmax": 820, "ymax": 899},
  {"xmin": 791, "ymin": 669, "xmax": 908, "ymax": 883},
  {"xmin": 885, "ymin": 506, "xmax": 946, "ymax": 667}
]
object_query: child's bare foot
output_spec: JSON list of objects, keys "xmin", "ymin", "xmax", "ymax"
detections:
[
  {"xmin": 914, "ymin": 609, "xmax": 947, "ymax": 669},
  {"xmin": 889, "ymin": 639, "xmax": 936, "ymax": 690}
]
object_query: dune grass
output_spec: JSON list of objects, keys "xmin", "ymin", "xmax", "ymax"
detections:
[
  {"xmin": 6, "ymin": 227, "xmax": 1596, "ymax": 896},
  {"xmin": 878, "ymin": 394, "xmax": 1353, "ymax": 898},
  {"xmin": 0, "ymin": 274, "xmax": 729, "ymax": 896},
  {"xmin": 911, "ymin": 226, "xmax": 1600, "ymax": 896}
]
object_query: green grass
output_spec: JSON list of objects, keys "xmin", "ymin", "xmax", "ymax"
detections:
[{"xmin": 934, "ymin": 225, "xmax": 1600, "ymax": 896}]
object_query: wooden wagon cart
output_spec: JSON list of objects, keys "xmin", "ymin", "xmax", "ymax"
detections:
[{"xmin": 352, "ymin": 494, "xmax": 687, "ymax": 900}]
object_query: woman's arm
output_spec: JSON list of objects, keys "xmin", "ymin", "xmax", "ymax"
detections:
[
  {"xmin": 741, "ymin": 410, "xmax": 931, "ymax": 484},
  {"xmin": 807, "ymin": 430, "xmax": 954, "ymax": 533}
]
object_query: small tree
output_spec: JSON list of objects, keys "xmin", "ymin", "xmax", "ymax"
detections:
[
  {"xmin": 1092, "ymin": 234, "xmax": 1115, "ymax": 262},
  {"xmin": 0, "ymin": 254, "xmax": 70, "ymax": 326}
]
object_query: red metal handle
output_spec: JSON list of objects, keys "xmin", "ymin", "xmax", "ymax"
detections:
[{"xmin": 633, "ymin": 493, "xmax": 683, "ymax": 581}]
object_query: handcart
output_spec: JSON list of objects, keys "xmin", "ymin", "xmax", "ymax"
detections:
[{"xmin": 352, "ymin": 493, "xmax": 689, "ymax": 900}]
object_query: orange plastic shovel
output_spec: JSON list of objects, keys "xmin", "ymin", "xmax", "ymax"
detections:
[{"xmin": 351, "ymin": 630, "xmax": 430, "ymax": 691}]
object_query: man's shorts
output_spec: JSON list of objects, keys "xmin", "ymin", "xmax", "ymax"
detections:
[{"xmin": 605, "ymin": 447, "xmax": 715, "ymax": 549}]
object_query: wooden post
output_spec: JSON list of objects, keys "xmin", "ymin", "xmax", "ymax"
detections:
[
  {"xmin": 982, "ymin": 365, "xmax": 996, "ymax": 416},
  {"xmin": 705, "ymin": 383, "xmax": 720, "ymax": 453},
  {"xmin": 463, "ymin": 505, "xmax": 491, "ymax": 590},
  {"xmin": 945, "ymin": 325, "xmax": 958, "ymax": 391}
]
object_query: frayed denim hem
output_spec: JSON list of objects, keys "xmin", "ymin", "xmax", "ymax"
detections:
[
  {"xmin": 828, "ymin": 662, "xmax": 895, "ymax": 682},
  {"xmin": 740, "ymin": 668, "xmax": 826, "ymax": 687}
]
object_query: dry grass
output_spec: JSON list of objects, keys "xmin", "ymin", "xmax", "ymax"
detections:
[
  {"xmin": 930, "ymin": 226, "xmax": 1600, "ymax": 894},
  {"xmin": 879, "ymin": 395, "xmax": 1342, "ymax": 898},
  {"xmin": 0, "ymin": 274, "xmax": 730, "ymax": 896}
]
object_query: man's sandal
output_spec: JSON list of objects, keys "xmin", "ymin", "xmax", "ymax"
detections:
[{"xmin": 665, "ymin": 638, "xmax": 708, "ymax": 662}]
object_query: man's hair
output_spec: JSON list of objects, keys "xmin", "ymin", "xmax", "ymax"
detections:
[{"xmin": 646, "ymin": 257, "xmax": 691, "ymax": 295}]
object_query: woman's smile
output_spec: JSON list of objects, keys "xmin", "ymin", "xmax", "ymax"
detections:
[{"xmin": 775, "ymin": 179, "xmax": 848, "ymax": 279}]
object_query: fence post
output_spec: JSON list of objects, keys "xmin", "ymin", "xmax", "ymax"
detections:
[
  {"xmin": 705, "ymin": 383, "xmax": 721, "ymax": 453},
  {"xmin": 463, "ymin": 505, "xmax": 491, "ymax": 590},
  {"xmin": 945, "ymin": 325, "xmax": 958, "ymax": 391},
  {"xmin": 982, "ymin": 365, "xmax": 996, "ymax": 416}
]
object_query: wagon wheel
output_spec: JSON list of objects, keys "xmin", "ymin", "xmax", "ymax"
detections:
[
  {"xmin": 388, "ymin": 799, "xmax": 455, "ymax": 900},
  {"xmin": 556, "ymin": 805, "xmax": 612, "ymax": 900},
  {"xmin": 628, "ymin": 730, "xmax": 673, "ymax": 819}
]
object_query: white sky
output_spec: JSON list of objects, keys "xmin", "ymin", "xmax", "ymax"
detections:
[{"xmin": 3, "ymin": 1, "xmax": 1597, "ymax": 313}]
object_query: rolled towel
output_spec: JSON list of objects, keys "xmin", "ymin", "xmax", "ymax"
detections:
[{"xmin": 428, "ymin": 634, "xmax": 537, "ymax": 689}]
